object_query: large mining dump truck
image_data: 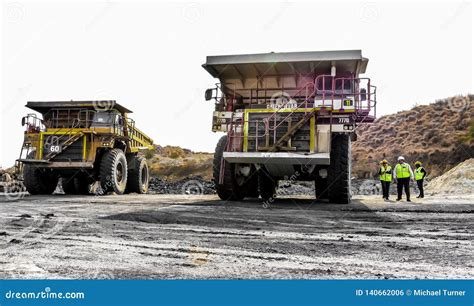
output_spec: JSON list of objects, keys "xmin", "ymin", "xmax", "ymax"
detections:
[
  {"xmin": 203, "ymin": 50, "xmax": 377, "ymax": 203},
  {"xmin": 16, "ymin": 101, "xmax": 154, "ymax": 195}
]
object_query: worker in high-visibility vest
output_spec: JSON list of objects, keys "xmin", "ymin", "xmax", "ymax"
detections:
[
  {"xmin": 414, "ymin": 161, "xmax": 427, "ymax": 198},
  {"xmin": 393, "ymin": 156, "xmax": 414, "ymax": 202},
  {"xmin": 378, "ymin": 159, "xmax": 392, "ymax": 201}
]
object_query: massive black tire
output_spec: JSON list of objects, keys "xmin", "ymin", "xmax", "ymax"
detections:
[
  {"xmin": 327, "ymin": 134, "xmax": 351, "ymax": 204},
  {"xmin": 62, "ymin": 174, "xmax": 90, "ymax": 195},
  {"xmin": 125, "ymin": 155, "xmax": 149, "ymax": 194},
  {"xmin": 23, "ymin": 152, "xmax": 58, "ymax": 195},
  {"xmin": 213, "ymin": 135, "xmax": 246, "ymax": 201},
  {"xmin": 258, "ymin": 168, "xmax": 277, "ymax": 201},
  {"xmin": 100, "ymin": 149, "xmax": 128, "ymax": 194}
]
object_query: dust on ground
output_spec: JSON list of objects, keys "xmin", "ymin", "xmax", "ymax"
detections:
[{"xmin": 0, "ymin": 193, "xmax": 472, "ymax": 279}]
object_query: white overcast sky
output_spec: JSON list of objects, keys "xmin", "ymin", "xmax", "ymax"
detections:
[{"xmin": 1, "ymin": 0, "xmax": 472, "ymax": 167}]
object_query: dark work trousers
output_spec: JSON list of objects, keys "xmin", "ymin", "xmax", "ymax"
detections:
[
  {"xmin": 416, "ymin": 179, "xmax": 424, "ymax": 197},
  {"xmin": 397, "ymin": 178, "xmax": 410, "ymax": 200},
  {"xmin": 381, "ymin": 181, "xmax": 390, "ymax": 199}
]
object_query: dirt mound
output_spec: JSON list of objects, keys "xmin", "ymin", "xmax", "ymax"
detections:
[
  {"xmin": 426, "ymin": 158, "xmax": 474, "ymax": 195},
  {"xmin": 147, "ymin": 145, "xmax": 213, "ymax": 181},
  {"xmin": 353, "ymin": 95, "xmax": 474, "ymax": 178}
]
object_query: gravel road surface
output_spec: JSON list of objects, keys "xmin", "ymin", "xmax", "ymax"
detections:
[{"xmin": 0, "ymin": 194, "xmax": 472, "ymax": 279}]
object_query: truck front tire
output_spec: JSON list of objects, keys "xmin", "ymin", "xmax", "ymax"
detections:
[
  {"xmin": 23, "ymin": 152, "xmax": 58, "ymax": 195},
  {"xmin": 327, "ymin": 134, "xmax": 351, "ymax": 204},
  {"xmin": 213, "ymin": 135, "xmax": 247, "ymax": 201},
  {"xmin": 126, "ymin": 155, "xmax": 149, "ymax": 194},
  {"xmin": 100, "ymin": 149, "xmax": 128, "ymax": 195}
]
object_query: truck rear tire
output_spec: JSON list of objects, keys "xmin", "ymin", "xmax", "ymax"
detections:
[
  {"xmin": 327, "ymin": 134, "xmax": 351, "ymax": 204},
  {"xmin": 258, "ymin": 168, "xmax": 277, "ymax": 201},
  {"xmin": 23, "ymin": 152, "xmax": 58, "ymax": 195},
  {"xmin": 213, "ymin": 135, "xmax": 245, "ymax": 201},
  {"xmin": 126, "ymin": 155, "xmax": 149, "ymax": 194},
  {"xmin": 100, "ymin": 148, "xmax": 128, "ymax": 195}
]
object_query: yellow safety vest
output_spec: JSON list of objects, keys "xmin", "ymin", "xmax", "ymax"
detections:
[
  {"xmin": 379, "ymin": 166, "xmax": 392, "ymax": 182},
  {"xmin": 415, "ymin": 167, "xmax": 425, "ymax": 181},
  {"xmin": 395, "ymin": 163, "xmax": 411, "ymax": 179}
]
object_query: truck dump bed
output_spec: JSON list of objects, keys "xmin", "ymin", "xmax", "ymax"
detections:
[{"xmin": 202, "ymin": 50, "xmax": 369, "ymax": 102}]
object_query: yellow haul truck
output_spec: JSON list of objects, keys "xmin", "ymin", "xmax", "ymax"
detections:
[{"xmin": 16, "ymin": 101, "xmax": 154, "ymax": 195}]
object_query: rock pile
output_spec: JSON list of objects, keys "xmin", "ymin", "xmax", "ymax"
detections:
[
  {"xmin": 277, "ymin": 181, "xmax": 314, "ymax": 196},
  {"xmin": 426, "ymin": 158, "xmax": 474, "ymax": 195},
  {"xmin": 148, "ymin": 176, "xmax": 215, "ymax": 195},
  {"xmin": 0, "ymin": 171, "xmax": 26, "ymax": 194}
]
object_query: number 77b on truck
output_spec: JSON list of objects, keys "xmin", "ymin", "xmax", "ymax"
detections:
[{"xmin": 203, "ymin": 50, "xmax": 377, "ymax": 204}]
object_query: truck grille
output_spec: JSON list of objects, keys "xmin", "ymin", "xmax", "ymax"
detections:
[
  {"xmin": 246, "ymin": 112, "xmax": 311, "ymax": 152},
  {"xmin": 43, "ymin": 136, "xmax": 84, "ymax": 162}
]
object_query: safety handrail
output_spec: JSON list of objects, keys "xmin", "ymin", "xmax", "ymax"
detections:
[{"xmin": 227, "ymin": 75, "xmax": 377, "ymax": 152}]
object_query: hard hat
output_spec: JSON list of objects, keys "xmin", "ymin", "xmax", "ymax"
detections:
[
  {"xmin": 398, "ymin": 156, "xmax": 405, "ymax": 161},
  {"xmin": 380, "ymin": 159, "xmax": 388, "ymax": 164},
  {"xmin": 415, "ymin": 161, "xmax": 422, "ymax": 166}
]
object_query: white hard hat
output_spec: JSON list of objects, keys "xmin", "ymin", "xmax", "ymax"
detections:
[{"xmin": 398, "ymin": 156, "xmax": 405, "ymax": 161}]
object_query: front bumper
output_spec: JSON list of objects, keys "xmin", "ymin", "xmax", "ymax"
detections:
[
  {"xmin": 17, "ymin": 159, "xmax": 94, "ymax": 169},
  {"xmin": 223, "ymin": 152, "xmax": 330, "ymax": 165}
]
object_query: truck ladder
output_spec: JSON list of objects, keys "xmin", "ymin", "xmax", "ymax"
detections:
[
  {"xmin": 267, "ymin": 110, "xmax": 317, "ymax": 152},
  {"xmin": 43, "ymin": 132, "xmax": 84, "ymax": 160}
]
